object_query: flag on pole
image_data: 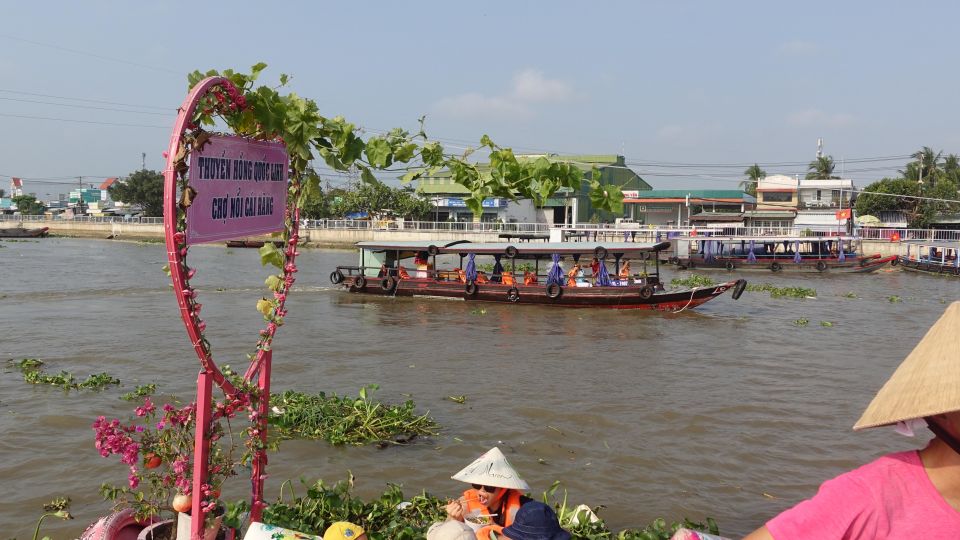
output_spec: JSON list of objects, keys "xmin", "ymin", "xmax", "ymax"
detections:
[{"xmin": 835, "ymin": 209, "xmax": 852, "ymax": 220}]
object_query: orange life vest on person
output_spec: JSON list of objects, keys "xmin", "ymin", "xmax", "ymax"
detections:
[
  {"xmin": 476, "ymin": 272, "xmax": 489, "ymax": 284},
  {"xmin": 502, "ymin": 272, "xmax": 516, "ymax": 286},
  {"xmin": 461, "ymin": 488, "xmax": 523, "ymax": 540},
  {"xmin": 398, "ymin": 266, "xmax": 410, "ymax": 279},
  {"xmin": 456, "ymin": 268, "xmax": 467, "ymax": 283},
  {"xmin": 619, "ymin": 263, "xmax": 631, "ymax": 278},
  {"xmin": 523, "ymin": 271, "xmax": 537, "ymax": 286}
]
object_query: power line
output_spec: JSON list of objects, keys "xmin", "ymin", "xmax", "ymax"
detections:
[
  {"xmin": 0, "ymin": 34, "xmax": 182, "ymax": 75},
  {"xmin": 0, "ymin": 96, "xmax": 171, "ymax": 116},
  {"xmin": 0, "ymin": 112, "xmax": 168, "ymax": 129},
  {"xmin": 0, "ymin": 88, "xmax": 172, "ymax": 111}
]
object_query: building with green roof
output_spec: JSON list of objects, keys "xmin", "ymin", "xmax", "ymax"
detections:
[
  {"xmin": 417, "ymin": 154, "xmax": 650, "ymax": 224},
  {"xmin": 623, "ymin": 189, "xmax": 756, "ymax": 227}
]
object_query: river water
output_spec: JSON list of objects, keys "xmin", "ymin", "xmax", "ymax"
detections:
[{"xmin": 2, "ymin": 237, "xmax": 958, "ymax": 538}]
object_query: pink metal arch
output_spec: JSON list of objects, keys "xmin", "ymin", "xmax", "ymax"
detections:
[{"xmin": 163, "ymin": 76, "xmax": 300, "ymax": 536}]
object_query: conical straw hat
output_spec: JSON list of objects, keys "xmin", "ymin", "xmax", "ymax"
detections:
[
  {"xmin": 451, "ymin": 447, "xmax": 530, "ymax": 490},
  {"xmin": 854, "ymin": 302, "xmax": 960, "ymax": 430}
]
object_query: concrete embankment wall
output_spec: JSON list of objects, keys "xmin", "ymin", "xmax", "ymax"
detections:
[
  {"xmin": 41, "ymin": 221, "xmax": 501, "ymax": 247},
  {"xmin": 36, "ymin": 221, "xmax": 906, "ymax": 256}
]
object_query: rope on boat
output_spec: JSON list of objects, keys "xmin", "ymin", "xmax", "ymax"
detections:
[{"xmin": 675, "ymin": 287, "xmax": 698, "ymax": 313}]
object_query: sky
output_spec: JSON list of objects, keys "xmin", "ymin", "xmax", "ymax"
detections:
[{"xmin": 2, "ymin": 1, "xmax": 959, "ymax": 200}]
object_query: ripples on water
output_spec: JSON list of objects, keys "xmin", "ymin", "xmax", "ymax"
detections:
[{"xmin": 2, "ymin": 238, "xmax": 958, "ymax": 537}]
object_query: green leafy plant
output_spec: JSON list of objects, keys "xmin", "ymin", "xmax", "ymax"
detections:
[
  {"xmin": 820, "ymin": 321, "xmax": 834, "ymax": 327},
  {"xmin": 269, "ymin": 385, "xmax": 438, "ymax": 446},
  {"xmin": 888, "ymin": 295, "xmax": 902, "ymax": 303},
  {"xmin": 121, "ymin": 384, "xmax": 158, "ymax": 401},
  {"xmin": 670, "ymin": 275, "xmax": 716, "ymax": 288},
  {"xmin": 841, "ymin": 291, "xmax": 857, "ymax": 298},
  {"xmin": 10, "ymin": 359, "xmax": 119, "ymax": 392},
  {"xmin": 793, "ymin": 318, "xmax": 810, "ymax": 326},
  {"xmin": 24, "ymin": 497, "xmax": 73, "ymax": 540},
  {"xmin": 746, "ymin": 283, "xmax": 816, "ymax": 298}
]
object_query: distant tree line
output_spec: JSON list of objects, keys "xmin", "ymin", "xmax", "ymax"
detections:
[{"xmin": 855, "ymin": 147, "xmax": 960, "ymax": 227}]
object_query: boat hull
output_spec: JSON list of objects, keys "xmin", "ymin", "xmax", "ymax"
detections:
[
  {"xmin": 339, "ymin": 277, "xmax": 741, "ymax": 311},
  {"xmin": 897, "ymin": 257, "xmax": 960, "ymax": 277},
  {"xmin": 0, "ymin": 226, "xmax": 49, "ymax": 238},
  {"xmin": 671, "ymin": 255, "xmax": 894, "ymax": 274}
]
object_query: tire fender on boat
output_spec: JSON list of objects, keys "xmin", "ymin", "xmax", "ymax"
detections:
[
  {"xmin": 505, "ymin": 245, "xmax": 519, "ymax": 259},
  {"xmin": 668, "ymin": 256, "xmax": 680, "ymax": 265},
  {"xmin": 770, "ymin": 262, "xmax": 782, "ymax": 272},
  {"xmin": 815, "ymin": 261, "xmax": 827, "ymax": 272},
  {"xmin": 380, "ymin": 276, "xmax": 396, "ymax": 292},
  {"xmin": 330, "ymin": 270, "xmax": 345, "ymax": 284},
  {"xmin": 465, "ymin": 281, "xmax": 478, "ymax": 297},
  {"xmin": 732, "ymin": 279, "xmax": 747, "ymax": 300},
  {"xmin": 891, "ymin": 257, "xmax": 900, "ymax": 266},
  {"xmin": 546, "ymin": 283, "xmax": 562, "ymax": 299},
  {"xmin": 639, "ymin": 285, "xmax": 654, "ymax": 300},
  {"xmin": 427, "ymin": 245, "xmax": 439, "ymax": 256},
  {"xmin": 354, "ymin": 276, "xmax": 367, "ymax": 290},
  {"xmin": 507, "ymin": 287, "xmax": 520, "ymax": 302},
  {"xmin": 725, "ymin": 261, "xmax": 735, "ymax": 271}
]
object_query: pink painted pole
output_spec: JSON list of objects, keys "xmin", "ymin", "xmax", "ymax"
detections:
[
  {"xmin": 191, "ymin": 370, "xmax": 214, "ymax": 539},
  {"xmin": 249, "ymin": 349, "xmax": 272, "ymax": 523}
]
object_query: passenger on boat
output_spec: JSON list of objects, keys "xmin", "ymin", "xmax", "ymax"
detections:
[
  {"xmin": 745, "ymin": 302, "xmax": 960, "ymax": 540},
  {"xmin": 567, "ymin": 264, "xmax": 582, "ymax": 287},
  {"xmin": 502, "ymin": 272, "xmax": 517, "ymax": 286},
  {"xmin": 619, "ymin": 259, "xmax": 631, "ymax": 278},
  {"xmin": 397, "ymin": 265, "xmax": 411, "ymax": 279},
  {"xmin": 444, "ymin": 447, "xmax": 533, "ymax": 540},
  {"xmin": 475, "ymin": 271, "xmax": 489, "ymax": 284},
  {"xmin": 455, "ymin": 268, "xmax": 467, "ymax": 283},
  {"xmin": 414, "ymin": 251, "xmax": 432, "ymax": 278},
  {"xmin": 590, "ymin": 257, "xmax": 601, "ymax": 277},
  {"xmin": 426, "ymin": 519, "xmax": 475, "ymax": 540},
  {"xmin": 501, "ymin": 501, "xmax": 571, "ymax": 540},
  {"xmin": 323, "ymin": 521, "xmax": 368, "ymax": 540},
  {"xmin": 378, "ymin": 263, "xmax": 389, "ymax": 278},
  {"xmin": 523, "ymin": 271, "xmax": 538, "ymax": 286}
]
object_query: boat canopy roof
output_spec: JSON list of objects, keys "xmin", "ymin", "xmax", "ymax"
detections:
[
  {"xmin": 356, "ymin": 240, "xmax": 670, "ymax": 256},
  {"xmin": 902, "ymin": 239, "xmax": 960, "ymax": 249},
  {"xmin": 678, "ymin": 235, "xmax": 858, "ymax": 242}
]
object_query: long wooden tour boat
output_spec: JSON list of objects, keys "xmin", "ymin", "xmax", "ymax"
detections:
[
  {"xmin": 665, "ymin": 235, "xmax": 895, "ymax": 274},
  {"xmin": 0, "ymin": 225, "xmax": 49, "ymax": 238},
  {"xmin": 332, "ymin": 241, "xmax": 746, "ymax": 310},
  {"xmin": 897, "ymin": 240, "xmax": 960, "ymax": 276}
]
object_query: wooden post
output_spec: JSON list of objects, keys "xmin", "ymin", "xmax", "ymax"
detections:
[{"xmin": 191, "ymin": 369, "xmax": 214, "ymax": 539}]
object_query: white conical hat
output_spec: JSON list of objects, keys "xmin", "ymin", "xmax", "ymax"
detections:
[
  {"xmin": 451, "ymin": 447, "xmax": 530, "ymax": 490},
  {"xmin": 854, "ymin": 302, "xmax": 960, "ymax": 430}
]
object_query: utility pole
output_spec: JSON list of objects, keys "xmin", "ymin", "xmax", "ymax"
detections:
[
  {"xmin": 816, "ymin": 138, "xmax": 823, "ymax": 159},
  {"xmin": 142, "ymin": 152, "xmax": 147, "ymax": 171},
  {"xmin": 77, "ymin": 176, "xmax": 84, "ymax": 215}
]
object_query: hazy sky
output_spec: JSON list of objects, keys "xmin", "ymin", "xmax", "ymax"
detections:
[{"xmin": 2, "ymin": 1, "xmax": 958, "ymax": 199}]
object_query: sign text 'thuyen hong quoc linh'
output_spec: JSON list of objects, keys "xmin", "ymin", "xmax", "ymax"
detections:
[{"xmin": 185, "ymin": 135, "xmax": 289, "ymax": 245}]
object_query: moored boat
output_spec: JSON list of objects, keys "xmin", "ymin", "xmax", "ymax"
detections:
[
  {"xmin": 897, "ymin": 240, "xmax": 960, "ymax": 276},
  {"xmin": 0, "ymin": 225, "xmax": 49, "ymax": 238},
  {"xmin": 332, "ymin": 240, "xmax": 745, "ymax": 311},
  {"xmin": 665, "ymin": 235, "xmax": 894, "ymax": 274}
]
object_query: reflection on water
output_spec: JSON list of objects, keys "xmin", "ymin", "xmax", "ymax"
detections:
[{"xmin": 1, "ymin": 238, "xmax": 958, "ymax": 537}]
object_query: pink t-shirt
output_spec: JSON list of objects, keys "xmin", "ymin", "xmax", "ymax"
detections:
[{"xmin": 767, "ymin": 450, "xmax": 960, "ymax": 539}]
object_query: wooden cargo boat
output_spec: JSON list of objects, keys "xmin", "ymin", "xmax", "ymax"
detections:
[
  {"xmin": 332, "ymin": 241, "xmax": 746, "ymax": 311},
  {"xmin": 665, "ymin": 235, "xmax": 895, "ymax": 274},
  {"xmin": 0, "ymin": 225, "xmax": 49, "ymax": 238},
  {"xmin": 897, "ymin": 240, "xmax": 960, "ymax": 276}
]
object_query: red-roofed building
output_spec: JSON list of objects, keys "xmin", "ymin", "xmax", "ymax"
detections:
[
  {"xmin": 11, "ymin": 177, "xmax": 23, "ymax": 197},
  {"xmin": 99, "ymin": 177, "xmax": 117, "ymax": 190}
]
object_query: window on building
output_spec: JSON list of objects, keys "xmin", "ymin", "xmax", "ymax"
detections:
[{"xmin": 762, "ymin": 192, "xmax": 792, "ymax": 202}]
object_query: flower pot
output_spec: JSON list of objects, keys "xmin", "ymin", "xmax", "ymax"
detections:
[
  {"xmin": 138, "ymin": 519, "xmax": 175, "ymax": 540},
  {"xmin": 176, "ymin": 511, "xmax": 223, "ymax": 540}
]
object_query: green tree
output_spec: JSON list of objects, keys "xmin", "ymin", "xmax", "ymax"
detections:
[
  {"xmin": 806, "ymin": 156, "xmax": 839, "ymax": 179},
  {"xmin": 944, "ymin": 154, "xmax": 960, "ymax": 185},
  {"xmin": 0, "ymin": 188, "xmax": 6, "ymax": 197},
  {"xmin": 109, "ymin": 169, "xmax": 164, "ymax": 217},
  {"xmin": 11, "ymin": 194, "xmax": 44, "ymax": 214},
  {"xmin": 902, "ymin": 146, "xmax": 944, "ymax": 186},
  {"xmin": 740, "ymin": 164, "xmax": 764, "ymax": 196}
]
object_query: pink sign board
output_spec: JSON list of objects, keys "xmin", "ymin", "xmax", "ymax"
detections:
[{"xmin": 185, "ymin": 135, "xmax": 288, "ymax": 244}]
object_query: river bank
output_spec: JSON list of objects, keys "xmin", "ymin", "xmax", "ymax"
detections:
[{"xmin": 3, "ymin": 237, "xmax": 957, "ymax": 537}]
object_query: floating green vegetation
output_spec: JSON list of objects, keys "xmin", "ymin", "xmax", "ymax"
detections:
[
  {"xmin": 242, "ymin": 476, "xmax": 721, "ymax": 540},
  {"xmin": 747, "ymin": 283, "xmax": 816, "ymax": 298},
  {"xmin": 841, "ymin": 291, "xmax": 857, "ymax": 298},
  {"xmin": 794, "ymin": 318, "xmax": 810, "ymax": 326},
  {"xmin": 446, "ymin": 395, "xmax": 466, "ymax": 404},
  {"xmin": 120, "ymin": 383, "xmax": 157, "ymax": 401},
  {"xmin": 889, "ymin": 295, "xmax": 902, "ymax": 303},
  {"xmin": 820, "ymin": 321, "xmax": 834, "ymax": 327},
  {"xmin": 9, "ymin": 359, "xmax": 120, "ymax": 392},
  {"xmin": 670, "ymin": 275, "xmax": 716, "ymax": 288},
  {"xmin": 269, "ymin": 384, "xmax": 439, "ymax": 447},
  {"xmin": 477, "ymin": 262, "xmax": 535, "ymax": 273},
  {"xmin": 29, "ymin": 497, "xmax": 74, "ymax": 540},
  {"xmin": 470, "ymin": 307, "xmax": 487, "ymax": 316}
]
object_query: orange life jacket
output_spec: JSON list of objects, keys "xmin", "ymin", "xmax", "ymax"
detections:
[
  {"xmin": 476, "ymin": 272, "xmax": 489, "ymax": 284},
  {"xmin": 502, "ymin": 272, "xmax": 516, "ymax": 286},
  {"xmin": 461, "ymin": 488, "xmax": 523, "ymax": 540},
  {"xmin": 523, "ymin": 272, "xmax": 537, "ymax": 286},
  {"xmin": 456, "ymin": 268, "xmax": 467, "ymax": 283},
  {"xmin": 619, "ymin": 263, "xmax": 631, "ymax": 278},
  {"xmin": 567, "ymin": 266, "xmax": 581, "ymax": 287}
]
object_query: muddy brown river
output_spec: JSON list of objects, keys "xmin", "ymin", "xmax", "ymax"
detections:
[{"xmin": 2, "ymin": 238, "xmax": 958, "ymax": 538}]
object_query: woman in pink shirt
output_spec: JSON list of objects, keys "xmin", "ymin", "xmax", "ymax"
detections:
[{"xmin": 745, "ymin": 302, "xmax": 960, "ymax": 540}]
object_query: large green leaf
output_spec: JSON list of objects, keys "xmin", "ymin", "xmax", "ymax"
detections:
[{"xmin": 364, "ymin": 138, "xmax": 393, "ymax": 168}]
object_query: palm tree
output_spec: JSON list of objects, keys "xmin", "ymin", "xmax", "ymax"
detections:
[
  {"xmin": 908, "ymin": 146, "xmax": 944, "ymax": 186},
  {"xmin": 944, "ymin": 154, "xmax": 960, "ymax": 185},
  {"xmin": 805, "ymin": 156, "xmax": 838, "ymax": 179},
  {"xmin": 740, "ymin": 164, "xmax": 765, "ymax": 196}
]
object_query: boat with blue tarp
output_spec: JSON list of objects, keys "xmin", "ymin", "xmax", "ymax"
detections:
[
  {"xmin": 897, "ymin": 239, "xmax": 960, "ymax": 276},
  {"xmin": 331, "ymin": 240, "xmax": 745, "ymax": 310}
]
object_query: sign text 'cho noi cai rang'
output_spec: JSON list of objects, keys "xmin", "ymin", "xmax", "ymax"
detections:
[{"xmin": 185, "ymin": 135, "xmax": 289, "ymax": 244}]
